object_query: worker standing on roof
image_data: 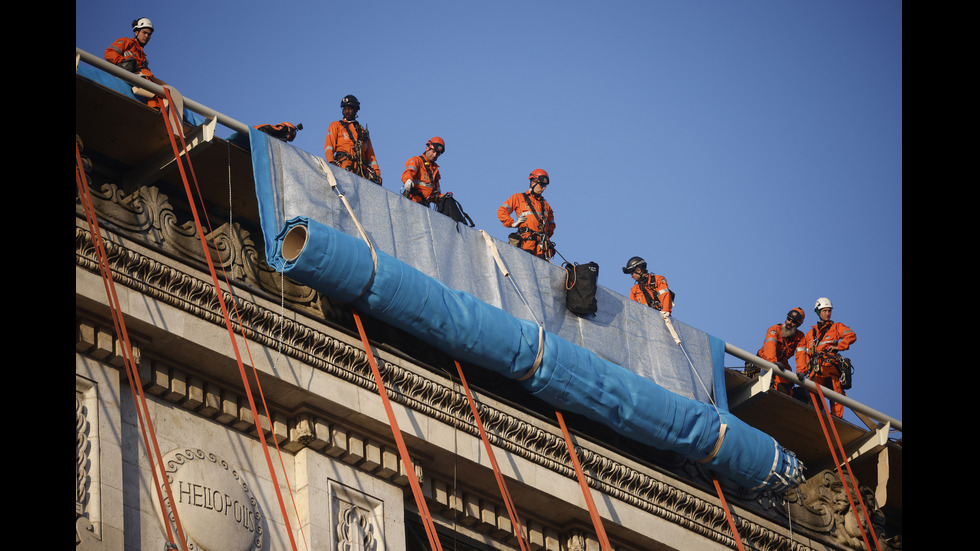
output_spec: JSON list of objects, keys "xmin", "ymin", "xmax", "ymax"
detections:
[
  {"xmin": 747, "ymin": 308, "xmax": 806, "ymax": 395},
  {"xmin": 623, "ymin": 256, "xmax": 673, "ymax": 317},
  {"xmin": 104, "ymin": 17, "xmax": 165, "ymax": 109},
  {"xmin": 324, "ymin": 95, "xmax": 382, "ymax": 184},
  {"xmin": 796, "ymin": 297, "xmax": 857, "ymax": 418},
  {"xmin": 497, "ymin": 169, "xmax": 556, "ymax": 260},
  {"xmin": 402, "ymin": 137, "xmax": 447, "ymax": 206}
]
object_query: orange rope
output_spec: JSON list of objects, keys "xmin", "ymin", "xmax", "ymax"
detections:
[
  {"xmin": 454, "ymin": 361, "xmax": 530, "ymax": 551},
  {"xmin": 76, "ymin": 141, "xmax": 189, "ymax": 551},
  {"xmin": 160, "ymin": 91, "xmax": 310, "ymax": 551},
  {"xmin": 806, "ymin": 388, "xmax": 874, "ymax": 551},
  {"xmin": 555, "ymin": 411, "xmax": 612, "ymax": 551},
  {"xmin": 710, "ymin": 475, "xmax": 745, "ymax": 551},
  {"xmin": 352, "ymin": 310, "xmax": 444, "ymax": 551},
  {"xmin": 157, "ymin": 92, "xmax": 300, "ymax": 550},
  {"xmin": 814, "ymin": 385, "xmax": 882, "ymax": 551}
]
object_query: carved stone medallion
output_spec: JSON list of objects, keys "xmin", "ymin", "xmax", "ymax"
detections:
[{"xmin": 154, "ymin": 448, "xmax": 263, "ymax": 551}]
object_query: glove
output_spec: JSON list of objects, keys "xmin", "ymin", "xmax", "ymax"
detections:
[
  {"xmin": 404, "ymin": 179, "xmax": 414, "ymax": 192},
  {"xmin": 514, "ymin": 213, "xmax": 528, "ymax": 225}
]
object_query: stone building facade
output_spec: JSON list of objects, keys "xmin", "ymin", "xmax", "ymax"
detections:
[{"xmin": 75, "ymin": 68, "xmax": 900, "ymax": 551}]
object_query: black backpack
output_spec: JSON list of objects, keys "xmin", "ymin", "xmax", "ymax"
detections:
[
  {"xmin": 564, "ymin": 262, "xmax": 599, "ymax": 316},
  {"xmin": 435, "ymin": 194, "xmax": 475, "ymax": 228}
]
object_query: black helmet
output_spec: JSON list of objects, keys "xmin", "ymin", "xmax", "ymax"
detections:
[
  {"xmin": 622, "ymin": 256, "xmax": 647, "ymax": 274},
  {"xmin": 341, "ymin": 94, "xmax": 360, "ymax": 110},
  {"xmin": 787, "ymin": 308, "xmax": 805, "ymax": 327}
]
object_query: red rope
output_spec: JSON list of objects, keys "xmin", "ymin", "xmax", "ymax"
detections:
[
  {"xmin": 76, "ymin": 141, "xmax": 189, "ymax": 551},
  {"xmin": 454, "ymin": 361, "xmax": 530, "ymax": 551},
  {"xmin": 710, "ymin": 475, "xmax": 745, "ymax": 551},
  {"xmin": 157, "ymin": 92, "xmax": 300, "ymax": 550},
  {"xmin": 555, "ymin": 411, "xmax": 613, "ymax": 551},
  {"xmin": 161, "ymin": 90, "xmax": 311, "ymax": 551},
  {"xmin": 814, "ymin": 385, "xmax": 882, "ymax": 551},
  {"xmin": 352, "ymin": 310, "xmax": 444, "ymax": 551},
  {"xmin": 806, "ymin": 388, "xmax": 874, "ymax": 551}
]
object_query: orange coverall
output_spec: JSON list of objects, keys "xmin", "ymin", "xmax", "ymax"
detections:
[
  {"xmin": 629, "ymin": 273, "xmax": 672, "ymax": 314},
  {"xmin": 401, "ymin": 155, "xmax": 442, "ymax": 205},
  {"xmin": 324, "ymin": 119, "xmax": 381, "ymax": 183},
  {"xmin": 104, "ymin": 37, "xmax": 161, "ymax": 108},
  {"xmin": 796, "ymin": 320, "xmax": 856, "ymax": 417},
  {"xmin": 497, "ymin": 191, "xmax": 555, "ymax": 259},
  {"xmin": 757, "ymin": 324, "xmax": 805, "ymax": 392}
]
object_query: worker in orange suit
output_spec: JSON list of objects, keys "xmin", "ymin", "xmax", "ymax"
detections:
[
  {"xmin": 104, "ymin": 17, "xmax": 165, "ymax": 109},
  {"xmin": 796, "ymin": 297, "xmax": 857, "ymax": 417},
  {"xmin": 749, "ymin": 308, "xmax": 806, "ymax": 395},
  {"xmin": 622, "ymin": 256, "xmax": 673, "ymax": 317},
  {"xmin": 497, "ymin": 169, "xmax": 556, "ymax": 260},
  {"xmin": 402, "ymin": 137, "xmax": 446, "ymax": 206},
  {"xmin": 324, "ymin": 95, "xmax": 382, "ymax": 184}
]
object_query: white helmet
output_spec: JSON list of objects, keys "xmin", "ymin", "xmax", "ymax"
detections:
[
  {"xmin": 132, "ymin": 17, "xmax": 154, "ymax": 32},
  {"xmin": 814, "ymin": 297, "xmax": 833, "ymax": 313}
]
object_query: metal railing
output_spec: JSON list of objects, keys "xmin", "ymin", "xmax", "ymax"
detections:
[
  {"xmin": 726, "ymin": 342, "xmax": 902, "ymax": 432},
  {"xmin": 76, "ymin": 47, "xmax": 250, "ymax": 135}
]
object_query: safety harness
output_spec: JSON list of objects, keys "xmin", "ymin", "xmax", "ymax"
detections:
[
  {"xmin": 333, "ymin": 119, "xmax": 381, "ymax": 184},
  {"xmin": 513, "ymin": 192, "xmax": 554, "ymax": 260}
]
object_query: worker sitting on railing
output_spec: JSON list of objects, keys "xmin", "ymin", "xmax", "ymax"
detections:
[
  {"xmin": 746, "ymin": 308, "xmax": 806, "ymax": 396},
  {"xmin": 796, "ymin": 297, "xmax": 857, "ymax": 418},
  {"xmin": 104, "ymin": 17, "xmax": 166, "ymax": 109}
]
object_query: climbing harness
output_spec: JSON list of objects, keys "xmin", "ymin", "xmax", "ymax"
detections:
[{"xmin": 334, "ymin": 120, "xmax": 381, "ymax": 184}]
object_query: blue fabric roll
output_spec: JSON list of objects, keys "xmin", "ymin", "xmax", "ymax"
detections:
[{"xmin": 272, "ymin": 215, "xmax": 801, "ymax": 491}]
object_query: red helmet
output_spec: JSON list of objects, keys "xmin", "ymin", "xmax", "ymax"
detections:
[
  {"xmin": 426, "ymin": 136, "xmax": 445, "ymax": 153},
  {"xmin": 528, "ymin": 168, "xmax": 550, "ymax": 186}
]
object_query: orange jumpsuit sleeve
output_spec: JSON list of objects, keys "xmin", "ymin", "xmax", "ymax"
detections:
[
  {"xmin": 629, "ymin": 284, "xmax": 646, "ymax": 305},
  {"xmin": 655, "ymin": 274, "xmax": 672, "ymax": 314},
  {"xmin": 323, "ymin": 120, "xmax": 342, "ymax": 161},
  {"xmin": 833, "ymin": 323, "xmax": 857, "ymax": 351},
  {"xmin": 401, "ymin": 156, "xmax": 420, "ymax": 184},
  {"xmin": 363, "ymin": 138, "xmax": 381, "ymax": 179},
  {"xmin": 497, "ymin": 194, "xmax": 522, "ymax": 228},
  {"xmin": 759, "ymin": 325, "xmax": 783, "ymax": 364}
]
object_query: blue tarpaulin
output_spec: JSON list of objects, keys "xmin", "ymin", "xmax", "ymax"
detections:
[{"xmin": 249, "ymin": 128, "xmax": 803, "ymax": 492}]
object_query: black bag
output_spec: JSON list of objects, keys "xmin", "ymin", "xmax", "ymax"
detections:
[
  {"xmin": 564, "ymin": 262, "xmax": 599, "ymax": 316},
  {"xmin": 839, "ymin": 357, "xmax": 854, "ymax": 390},
  {"xmin": 435, "ymin": 195, "xmax": 475, "ymax": 227}
]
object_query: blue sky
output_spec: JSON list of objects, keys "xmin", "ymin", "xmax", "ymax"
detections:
[{"xmin": 77, "ymin": 1, "xmax": 902, "ymax": 429}]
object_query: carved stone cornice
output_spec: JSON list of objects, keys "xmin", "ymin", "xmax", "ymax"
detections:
[{"xmin": 76, "ymin": 176, "xmax": 894, "ymax": 551}]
